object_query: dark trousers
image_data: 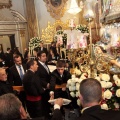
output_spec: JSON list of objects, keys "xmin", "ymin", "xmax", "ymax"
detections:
[
  {"xmin": 17, "ymin": 91, "xmax": 26, "ymax": 110},
  {"xmin": 42, "ymin": 90, "xmax": 51, "ymax": 118},
  {"xmin": 26, "ymin": 100, "xmax": 43, "ymax": 118}
]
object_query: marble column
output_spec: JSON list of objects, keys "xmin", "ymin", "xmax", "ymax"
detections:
[{"xmin": 25, "ymin": 0, "xmax": 39, "ymax": 39}]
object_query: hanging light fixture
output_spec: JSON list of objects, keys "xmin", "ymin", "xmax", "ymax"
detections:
[{"xmin": 67, "ymin": 0, "xmax": 82, "ymax": 15}]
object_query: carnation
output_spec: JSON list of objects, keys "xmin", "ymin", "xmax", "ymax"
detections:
[
  {"xmin": 103, "ymin": 89, "xmax": 112, "ymax": 99},
  {"xmin": 101, "ymin": 104, "xmax": 108, "ymax": 110},
  {"xmin": 116, "ymin": 89, "xmax": 120, "ymax": 97}
]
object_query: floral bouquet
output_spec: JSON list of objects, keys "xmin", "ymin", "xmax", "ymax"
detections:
[
  {"xmin": 67, "ymin": 68, "xmax": 88, "ymax": 106},
  {"xmin": 29, "ymin": 37, "xmax": 43, "ymax": 56},
  {"xmin": 76, "ymin": 24, "xmax": 89, "ymax": 33},
  {"xmin": 67, "ymin": 71, "xmax": 120, "ymax": 110},
  {"xmin": 96, "ymin": 73, "xmax": 120, "ymax": 110}
]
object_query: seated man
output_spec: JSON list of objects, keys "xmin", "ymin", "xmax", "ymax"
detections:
[
  {"xmin": 0, "ymin": 68, "xmax": 14, "ymax": 96},
  {"xmin": 50, "ymin": 59, "xmax": 71, "ymax": 99},
  {"xmin": 52, "ymin": 78, "xmax": 120, "ymax": 120}
]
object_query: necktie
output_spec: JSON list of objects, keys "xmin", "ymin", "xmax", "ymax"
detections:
[
  {"xmin": 43, "ymin": 64, "xmax": 49, "ymax": 73},
  {"xmin": 18, "ymin": 66, "xmax": 24, "ymax": 80}
]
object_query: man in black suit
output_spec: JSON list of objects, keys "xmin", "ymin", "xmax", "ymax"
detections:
[
  {"xmin": 50, "ymin": 59, "xmax": 71, "ymax": 99},
  {"xmin": 23, "ymin": 60, "xmax": 45, "ymax": 118},
  {"xmin": 34, "ymin": 42, "xmax": 48, "ymax": 55},
  {"xmin": 4, "ymin": 47, "xmax": 14, "ymax": 67},
  {"xmin": 36, "ymin": 51, "xmax": 51, "ymax": 119},
  {"xmin": 8, "ymin": 54, "xmax": 27, "ymax": 108},
  {"xmin": 52, "ymin": 78, "xmax": 120, "ymax": 120}
]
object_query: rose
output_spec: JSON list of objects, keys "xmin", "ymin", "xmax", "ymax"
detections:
[
  {"xmin": 103, "ymin": 89, "xmax": 112, "ymax": 99},
  {"xmin": 67, "ymin": 79, "xmax": 72, "ymax": 86},
  {"xmin": 72, "ymin": 75, "xmax": 75, "ymax": 79},
  {"xmin": 115, "ymin": 80, "xmax": 120, "ymax": 87},
  {"xmin": 100, "ymin": 81, "xmax": 107, "ymax": 88},
  {"xmin": 70, "ymin": 92, "xmax": 76, "ymax": 98},
  {"xmin": 116, "ymin": 89, "xmax": 120, "ymax": 97},
  {"xmin": 71, "ymin": 81, "xmax": 76, "ymax": 86},
  {"xmin": 75, "ymin": 69, "xmax": 81, "ymax": 76},
  {"xmin": 76, "ymin": 83, "xmax": 80, "ymax": 90},
  {"xmin": 95, "ymin": 76, "xmax": 101, "ymax": 81},
  {"xmin": 113, "ymin": 75, "xmax": 120, "ymax": 81},
  {"xmin": 69, "ymin": 86, "xmax": 72, "ymax": 91},
  {"xmin": 76, "ymin": 92, "xmax": 79, "ymax": 97},
  {"xmin": 77, "ymin": 99, "xmax": 81, "ymax": 106},
  {"xmin": 106, "ymin": 82, "xmax": 112, "ymax": 88},
  {"xmin": 101, "ymin": 104, "xmax": 108, "ymax": 110},
  {"xmin": 114, "ymin": 102, "xmax": 119, "ymax": 109},
  {"xmin": 101, "ymin": 74, "xmax": 110, "ymax": 81}
]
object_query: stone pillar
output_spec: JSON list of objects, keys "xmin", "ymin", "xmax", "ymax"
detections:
[{"xmin": 25, "ymin": 0, "xmax": 39, "ymax": 39}]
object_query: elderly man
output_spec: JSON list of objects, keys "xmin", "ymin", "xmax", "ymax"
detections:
[
  {"xmin": 0, "ymin": 68, "xmax": 14, "ymax": 96},
  {"xmin": 0, "ymin": 93, "xmax": 44, "ymax": 120},
  {"xmin": 52, "ymin": 78, "xmax": 120, "ymax": 120}
]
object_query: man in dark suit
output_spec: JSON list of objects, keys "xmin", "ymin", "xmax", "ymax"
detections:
[
  {"xmin": 34, "ymin": 42, "xmax": 48, "ymax": 55},
  {"xmin": 8, "ymin": 54, "xmax": 27, "ymax": 108},
  {"xmin": 52, "ymin": 78, "xmax": 120, "ymax": 120},
  {"xmin": 36, "ymin": 51, "xmax": 51, "ymax": 119},
  {"xmin": 4, "ymin": 47, "xmax": 14, "ymax": 67},
  {"xmin": 23, "ymin": 59, "xmax": 45, "ymax": 118},
  {"xmin": 50, "ymin": 59, "xmax": 71, "ymax": 99}
]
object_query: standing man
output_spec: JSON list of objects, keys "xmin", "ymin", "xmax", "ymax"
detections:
[
  {"xmin": 8, "ymin": 54, "xmax": 27, "ymax": 108},
  {"xmin": 50, "ymin": 59, "xmax": 71, "ymax": 99},
  {"xmin": 23, "ymin": 60, "xmax": 45, "ymax": 118},
  {"xmin": 34, "ymin": 42, "xmax": 48, "ymax": 55},
  {"xmin": 36, "ymin": 51, "xmax": 51, "ymax": 119},
  {"xmin": 4, "ymin": 47, "xmax": 13, "ymax": 67}
]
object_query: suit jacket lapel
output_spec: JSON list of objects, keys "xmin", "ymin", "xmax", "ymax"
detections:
[{"xmin": 38, "ymin": 62, "xmax": 49, "ymax": 74}]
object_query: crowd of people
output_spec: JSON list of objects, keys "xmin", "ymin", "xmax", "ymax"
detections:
[{"xmin": 0, "ymin": 41, "xmax": 120, "ymax": 120}]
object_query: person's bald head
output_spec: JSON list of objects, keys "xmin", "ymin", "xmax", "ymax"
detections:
[{"xmin": 0, "ymin": 68, "xmax": 7, "ymax": 81}]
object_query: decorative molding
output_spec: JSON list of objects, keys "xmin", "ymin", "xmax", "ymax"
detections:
[
  {"xmin": 0, "ymin": 0, "xmax": 12, "ymax": 9},
  {"xmin": 43, "ymin": 0, "xmax": 68, "ymax": 20}
]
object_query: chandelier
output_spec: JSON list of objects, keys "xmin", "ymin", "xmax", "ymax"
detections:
[{"xmin": 67, "ymin": 0, "xmax": 83, "ymax": 15}]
